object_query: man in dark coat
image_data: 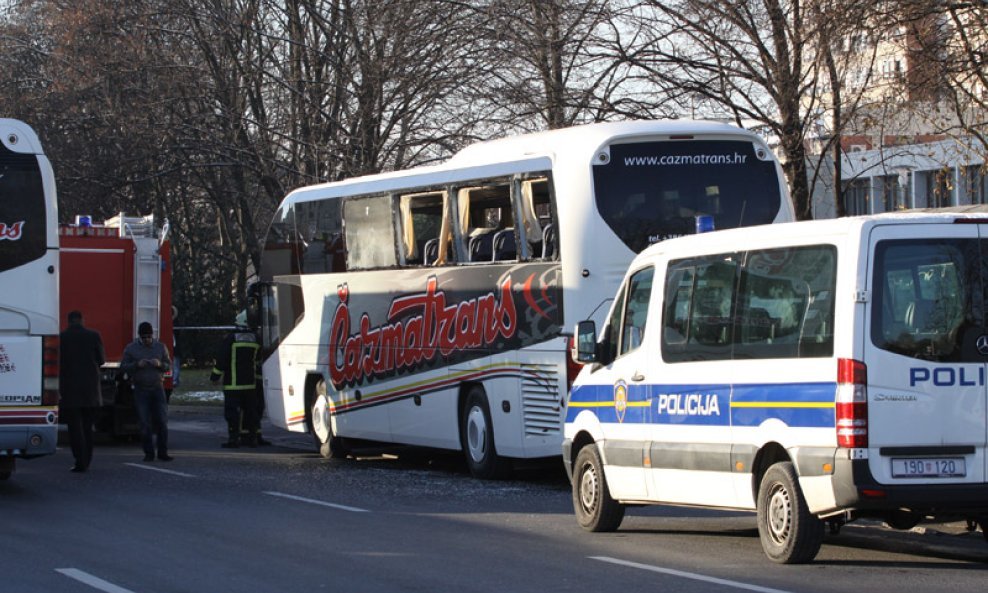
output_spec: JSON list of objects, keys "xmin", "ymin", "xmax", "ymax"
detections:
[{"xmin": 59, "ymin": 310, "xmax": 106, "ymax": 473}]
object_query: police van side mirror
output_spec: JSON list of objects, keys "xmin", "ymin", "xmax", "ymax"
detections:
[{"xmin": 573, "ymin": 320, "xmax": 599, "ymax": 364}]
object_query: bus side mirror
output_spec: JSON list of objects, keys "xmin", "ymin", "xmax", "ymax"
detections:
[{"xmin": 573, "ymin": 320, "xmax": 599, "ymax": 364}]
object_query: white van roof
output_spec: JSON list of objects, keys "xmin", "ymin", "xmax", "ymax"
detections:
[{"xmin": 638, "ymin": 208, "xmax": 988, "ymax": 260}]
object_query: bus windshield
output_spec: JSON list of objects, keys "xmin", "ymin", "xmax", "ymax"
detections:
[
  {"xmin": 0, "ymin": 144, "xmax": 46, "ymax": 272},
  {"xmin": 593, "ymin": 140, "xmax": 782, "ymax": 253}
]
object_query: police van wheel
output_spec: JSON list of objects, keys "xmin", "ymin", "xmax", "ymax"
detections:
[
  {"xmin": 757, "ymin": 461, "xmax": 824, "ymax": 564},
  {"xmin": 573, "ymin": 444, "xmax": 625, "ymax": 532},
  {"xmin": 460, "ymin": 386, "xmax": 511, "ymax": 480},
  {"xmin": 309, "ymin": 380, "xmax": 347, "ymax": 459}
]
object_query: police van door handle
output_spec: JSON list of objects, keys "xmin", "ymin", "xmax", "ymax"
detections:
[{"xmin": 631, "ymin": 372, "xmax": 645, "ymax": 382}]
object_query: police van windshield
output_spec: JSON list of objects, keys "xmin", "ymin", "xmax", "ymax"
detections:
[
  {"xmin": 592, "ymin": 140, "xmax": 782, "ymax": 253},
  {"xmin": 871, "ymin": 239, "xmax": 978, "ymax": 362},
  {"xmin": 0, "ymin": 144, "xmax": 46, "ymax": 273}
]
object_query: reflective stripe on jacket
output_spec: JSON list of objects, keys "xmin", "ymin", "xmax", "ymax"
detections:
[{"xmin": 210, "ymin": 330, "xmax": 260, "ymax": 391}]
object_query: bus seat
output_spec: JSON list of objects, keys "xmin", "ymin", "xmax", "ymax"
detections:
[
  {"xmin": 542, "ymin": 223, "xmax": 557, "ymax": 259},
  {"xmin": 423, "ymin": 238, "xmax": 439, "ymax": 264},
  {"xmin": 492, "ymin": 228, "xmax": 516, "ymax": 261},
  {"xmin": 469, "ymin": 229, "xmax": 495, "ymax": 261}
]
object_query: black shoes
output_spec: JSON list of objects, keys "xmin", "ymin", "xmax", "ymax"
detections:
[
  {"xmin": 70, "ymin": 465, "xmax": 86, "ymax": 473},
  {"xmin": 143, "ymin": 453, "xmax": 154, "ymax": 462},
  {"xmin": 158, "ymin": 454, "xmax": 174, "ymax": 462}
]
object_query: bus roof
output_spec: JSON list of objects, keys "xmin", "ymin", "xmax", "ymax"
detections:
[
  {"xmin": 281, "ymin": 119, "xmax": 768, "ymax": 207},
  {"xmin": 0, "ymin": 118, "xmax": 44, "ymax": 155},
  {"xmin": 449, "ymin": 119, "xmax": 765, "ymax": 166}
]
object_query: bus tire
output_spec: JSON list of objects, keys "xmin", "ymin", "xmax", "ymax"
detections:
[
  {"xmin": 756, "ymin": 461, "xmax": 824, "ymax": 564},
  {"xmin": 308, "ymin": 379, "xmax": 348, "ymax": 459},
  {"xmin": 572, "ymin": 443, "xmax": 624, "ymax": 532},
  {"xmin": 460, "ymin": 386, "xmax": 511, "ymax": 479}
]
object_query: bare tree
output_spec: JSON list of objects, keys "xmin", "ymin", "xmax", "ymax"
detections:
[
  {"xmin": 468, "ymin": 0, "xmax": 630, "ymax": 132},
  {"xmin": 613, "ymin": 0, "xmax": 881, "ymax": 220}
]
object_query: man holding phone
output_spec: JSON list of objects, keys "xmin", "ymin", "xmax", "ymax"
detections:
[{"xmin": 122, "ymin": 322, "xmax": 173, "ymax": 462}]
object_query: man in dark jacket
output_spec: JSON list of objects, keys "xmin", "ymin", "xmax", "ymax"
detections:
[
  {"xmin": 59, "ymin": 310, "xmax": 106, "ymax": 473},
  {"xmin": 122, "ymin": 321, "xmax": 172, "ymax": 462},
  {"xmin": 211, "ymin": 320, "xmax": 263, "ymax": 448}
]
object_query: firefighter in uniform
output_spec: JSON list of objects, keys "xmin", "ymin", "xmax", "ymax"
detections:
[{"xmin": 211, "ymin": 315, "xmax": 266, "ymax": 448}]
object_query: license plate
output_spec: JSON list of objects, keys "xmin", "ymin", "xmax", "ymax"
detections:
[{"xmin": 891, "ymin": 457, "xmax": 966, "ymax": 478}]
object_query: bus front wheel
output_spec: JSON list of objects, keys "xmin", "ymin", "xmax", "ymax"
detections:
[
  {"xmin": 308, "ymin": 380, "xmax": 348, "ymax": 459},
  {"xmin": 460, "ymin": 386, "xmax": 511, "ymax": 479}
]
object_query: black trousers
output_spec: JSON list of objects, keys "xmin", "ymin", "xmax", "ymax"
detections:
[
  {"xmin": 62, "ymin": 406, "xmax": 97, "ymax": 469},
  {"xmin": 223, "ymin": 387, "xmax": 260, "ymax": 436}
]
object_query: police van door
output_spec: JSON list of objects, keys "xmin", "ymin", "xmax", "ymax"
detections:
[
  {"xmin": 586, "ymin": 266, "xmax": 654, "ymax": 501},
  {"xmin": 649, "ymin": 255, "xmax": 738, "ymax": 506},
  {"xmin": 865, "ymin": 221, "xmax": 988, "ymax": 487}
]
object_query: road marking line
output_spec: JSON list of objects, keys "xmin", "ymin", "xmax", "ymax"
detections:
[
  {"xmin": 55, "ymin": 568, "xmax": 136, "ymax": 593},
  {"xmin": 590, "ymin": 556, "xmax": 795, "ymax": 593},
  {"xmin": 264, "ymin": 490, "xmax": 370, "ymax": 513},
  {"xmin": 123, "ymin": 462, "xmax": 195, "ymax": 477}
]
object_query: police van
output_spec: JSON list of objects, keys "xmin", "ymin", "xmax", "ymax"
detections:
[{"xmin": 564, "ymin": 209, "xmax": 988, "ymax": 563}]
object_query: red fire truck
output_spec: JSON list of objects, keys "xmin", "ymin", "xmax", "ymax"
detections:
[{"xmin": 59, "ymin": 214, "xmax": 173, "ymax": 437}]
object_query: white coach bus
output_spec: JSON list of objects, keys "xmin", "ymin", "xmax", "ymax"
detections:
[
  {"xmin": 0, "ymin": 119, "xmax": 60, "ymax": 480},
  {"xmin": 255, "ymin": 120, "xmax": 794, "ymax": 478}
]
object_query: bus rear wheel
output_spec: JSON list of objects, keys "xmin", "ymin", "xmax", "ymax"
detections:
[
  {"xmin": 308, "ymin": 380, "xmax": 348, "ymax": 459},
  {"xmin": 756, "ymin": 461, "xmax": 824, "ymax": 564},
  {"xmin": 572, "ymin": 443, "xmax": 625, "ymax": 532},
  {"xmin": 460, "ymin": 386, "xmax": 511, "ymax": 479}
]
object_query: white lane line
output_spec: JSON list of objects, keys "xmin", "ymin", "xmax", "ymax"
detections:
[
  {"xmin": 123, "ymin": 462, "xmax": 195, "ymax": 477},
  {"xmin": 590, "ymin": 556, "xmax": 796, "ymax": 593},
  {"xmin": 55, "ymin": 568, "xmax": 137, "ymax": 593},
  {"xmin": 264, "ymin": 490, "xmax": 370, "ymax": 513}
]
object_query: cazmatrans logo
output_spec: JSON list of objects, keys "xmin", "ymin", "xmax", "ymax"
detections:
[
  {"xmin": 623, "ymin": 153, "xmax": 748, "ymax": 166},
  {"xmin": 328, "ymin": 276, "xmax": 517, "ymax": 388},
  {"xmin": 0, "ymin": 220, "xmax": 24, "ymax": 241},
  {"xmin": 0, "ymin": 345, "xmax": 16, "ymax": 374}
]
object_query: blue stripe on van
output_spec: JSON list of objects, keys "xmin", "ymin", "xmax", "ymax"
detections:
[{"xmin": 567, "ymin": 381, "xmax": 837, "ymax": 428}]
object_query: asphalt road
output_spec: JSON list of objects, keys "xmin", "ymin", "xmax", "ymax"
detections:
[{"xmin": 2, "ymin": 405, "xmax": 987, "ymax": 593}]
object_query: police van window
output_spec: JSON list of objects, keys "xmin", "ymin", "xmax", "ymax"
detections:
[
  {"xmin": 662, "ymin": 248, "xmax": 835, "ymax": 362},
  {"xmin": 662, "ymin": 256, "xmax": 738, "ymax": 362},
  {"xmin": 343, "ymin": 194, "xmax": 398, "ymax": 270},
  {"xmin": 872, "ymin": 239, "xmax": 976, "ymax": 362},
  {"xmin": 602, "ymin": 284, "xmax": 627, "ymax": 363},
  {"xmin": 735, "ymin": 245, "xmax": 836, "ymax": 359},
  {"xmin": 620, "ymin": 267, "xmax": 654, "ymax": 354}
]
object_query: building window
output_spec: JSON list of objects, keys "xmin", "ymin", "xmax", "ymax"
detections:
[
  {"xmin": 926, "ymin": 168, "xmax": 953, "ymax": 209},
  {"xmin": 964, "ymin": 165, "xmax": 987, "ymax": 205},
  {"xmin": 842, "ymin": 178, "xmax": 870, "ymax": 215}
]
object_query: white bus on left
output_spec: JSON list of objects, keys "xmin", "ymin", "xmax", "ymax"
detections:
[{"xmin": 0, "ymin": 119, "xmax": 60, "ymax": 480}]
